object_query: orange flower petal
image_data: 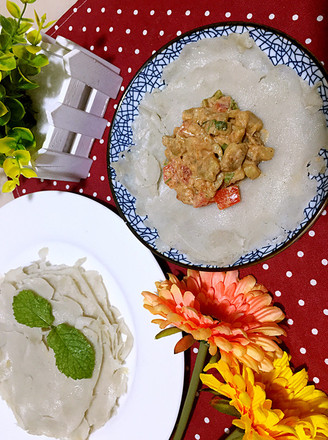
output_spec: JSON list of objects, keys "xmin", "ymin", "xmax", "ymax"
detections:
[{"xmin": 143, "ymin": 270, "xmax": 285, "ymax": 372}]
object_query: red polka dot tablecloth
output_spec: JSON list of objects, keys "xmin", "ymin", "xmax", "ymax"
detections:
[{"xmin": 14, "ymin": 0, "xmax": 327, "ymax": 439}]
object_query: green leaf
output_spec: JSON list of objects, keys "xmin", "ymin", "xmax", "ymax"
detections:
[
  {"xmin": 17, "ymin": 21, "xmax": 32, "ymax": 34},
  {"xmin": 47, "ymin": 323, "xmax": 96, "ymax": 380},
  {"xmin": 20, "ymin": 166, "xmax": 37, "ymax": 178},
  {"xmin": 26, "ymin": 29, "xmax": 41, "ymax": 45},
  {"xmin": 155, "ymin": 326, "xmax": 182, "ymax": 339},
  {"xmin": 12, "ymin": 289, "xmax": 55, "ymax": 328},
  {"xmin": 16, "ymin": 65, "xmax": 40, "ymax": 87},
  {"xmin": 3, "ymin": 157, "xmax": 20, "ymax": 178},
  {"xmin": 225, "ymin": 428, "xmax": 245, "ymax": 440},
  {"xmin": 0, "ymin": 101, "xmax": 9, "ymax": 117},
  {"xmin": 12, "ymin": 44, "xmax": 27, "ymax": 59},
  {"xmin": 14, "ymin": 148, "xmax": 30, "ymax": 164},
  {"xmin": 210, "ymin": 396, "xmax": 241, "ymax": 417},
  {"xmin": 36, "ymin": 13, "xmax": 47, "ymax": 29},
  {"xmin": 6, "ymin": 1, "xmax": 21, "ymax": 19},
  {"xmin": 0, "ymin": 16, "xmax": 15, "ymax": 35},
  {"xmin": 28, "ymin": 53, "xmax": 48, "ymax": 68},
  {"xmin": 0, "ymin": 136, "xmax": 16, "ymax": 153},
  {"xmin": 10, "ymin": 126, "xmax": 34, "ymax": 142},
  {"xmin": 25, "ymin": 45, "xmax": 41, "ymax": 54},
  {"xmin": 34, "ymin": 9, "xmax": 40, "ymax": 27},
  {"xmin": 4, "ymin": 97, "xmax": 25, "ymax": 121},
  {"xmin": 16, "ymin": 79, "xmax": 39, "ymax": 90},
  {"xmin": 2, "ymin": 178, "xmax": 17, "ymax": 192},
  {"xmin": 0, "ymin": 110, "xmax": 11, "ymax": 126},
  {"xmin": 43, "ymin": 19, "xmax": 57, "ymax": 30},
  {"xmin": 20, "ymin": 17, "xmax": 34, "ymax": 23},
  {"xmin": 12, "ymin": 34, "xmax": 27, "ymax": 44},
  {"xmin": 0, "ymin": 34, "xmax": 11, "ymax": 50},
  {"xmin": 0, "ymin": 51, "xmax": 16, "ymax": 71}
]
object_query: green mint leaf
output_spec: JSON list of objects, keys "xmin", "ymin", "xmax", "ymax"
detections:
[
  {"xmin": 47, "ymin": 323, "xmax": 95, "ymax": 380},
  {"xmin": 13, "ymin": 289, "xmax": 54, "ymax": 328}
]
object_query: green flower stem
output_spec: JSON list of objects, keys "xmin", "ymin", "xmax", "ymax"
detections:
[
  {"xmin": 172, "ymin": 340, "xmax": 208, "ymax": 440},
  {"xmin": 17, "ymin": 3, "xmax": 28, "ymax": 29}
]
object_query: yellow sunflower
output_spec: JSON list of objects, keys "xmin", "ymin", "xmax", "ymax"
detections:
[{"xmin": 200, "ymin": 351, "xmax": 328, "ymax": 439}]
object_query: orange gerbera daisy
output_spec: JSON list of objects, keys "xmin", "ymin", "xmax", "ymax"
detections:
[
  {"xmin": 142, "ymin": 270, "xmax": 286, "ymax": 372},
  {"xmin": 200, "ymin": 352, "xmax": 328, "ymax": 439}
]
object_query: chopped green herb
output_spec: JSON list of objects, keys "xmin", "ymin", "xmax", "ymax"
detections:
[
  {"xmin": 202, "ymin": 90, "xmax": 223, "ymax": 107},
  {"xmin": 224, "ymin": 172, "xmax": 234, "ymax": 185},
  {"xmin": 212, "ymin": 89, "xmax": 223, "ymax": 100},
  {"xmin": 221, "ymin": 143, "xmax": 228, "ymax": 151},
  {"xmin": 202, "ymin": 120, "xmax": 228, "ymax": 133},
  {"xmin": 230, "ymin": 98, "xmax": 239, "ymax": 110},
  {"xmin": 213, "ymin": 120, "xmax": 228, "ymax": 131}
]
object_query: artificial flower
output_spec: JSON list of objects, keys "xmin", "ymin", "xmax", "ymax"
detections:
[
  {"xmin": 142, "ymin": 270, "xmax": 286, "ymax": 372},
  {"xmin": 200, "ymin": 351, "xmax": 328, "ymax": 439}
]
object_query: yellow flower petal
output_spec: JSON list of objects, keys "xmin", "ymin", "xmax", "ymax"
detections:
[{"xmin": 201, "ymin": 351, "xmax": 328, "ymax": 440}]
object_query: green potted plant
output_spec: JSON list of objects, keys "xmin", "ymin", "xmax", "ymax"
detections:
[{"xmin": 0, "ymin": 0, "xmax": 54, "ymax": 192}]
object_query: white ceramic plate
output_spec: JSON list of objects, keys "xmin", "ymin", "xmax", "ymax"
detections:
[{"xmin": 0, "ymin": 191, "xmax": 184, "ymax": 440}]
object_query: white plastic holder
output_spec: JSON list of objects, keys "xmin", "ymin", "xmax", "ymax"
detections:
[{"xmin": 30, "ymin": 34, "xmax": 122, "ymax": 182}]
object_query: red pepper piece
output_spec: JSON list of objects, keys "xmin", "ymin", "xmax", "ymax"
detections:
[{"xmin": 214, "ymin": 185, "xmax": 241, "ymax": 209}]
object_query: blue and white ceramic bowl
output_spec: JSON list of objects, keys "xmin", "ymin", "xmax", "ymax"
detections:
[{"xmin": 108, "ymin": 22, "xmax": 328, "ymax": 270}]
